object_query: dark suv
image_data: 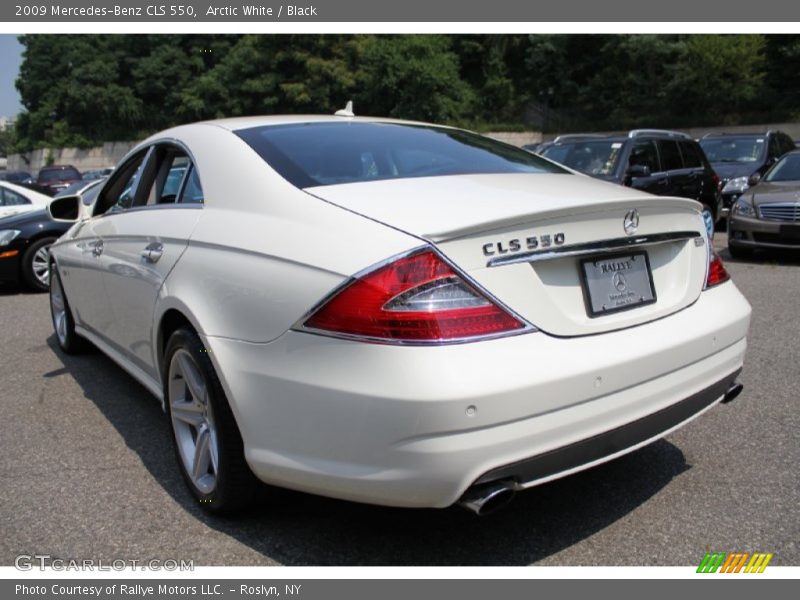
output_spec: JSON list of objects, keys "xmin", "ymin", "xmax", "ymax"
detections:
[
  {"xmin": 539, "ymin": 130, "xmax": 722, "ymax": 228},
  {"xmin": 36, "ymin": 164, "xmax": 82, "ymax": 195},
  {"xmin": 699, "ymin": 130, "xmax": 796, "ymax": 215}
]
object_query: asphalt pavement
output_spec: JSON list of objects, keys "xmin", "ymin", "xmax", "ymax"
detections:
[{"xmin": 1, "ymin": 233, "xmax": 797, "ymax": 566}]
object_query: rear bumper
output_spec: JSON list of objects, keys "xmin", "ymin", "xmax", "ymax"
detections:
[
  {"xmin": 473, "ymin": 368, "xmax": 740, "ymax": 489},
  {"xmin": 203, "ymin": 281, "xmax": 751, "ymax": 509}
]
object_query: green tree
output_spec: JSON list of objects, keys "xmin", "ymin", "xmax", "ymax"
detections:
[
  {"xmin": 667, "ymin": 35, "xmax": 767, "ymax": 124},
  {"xmin": 358, "ymin": 36, "xmax": 474, "ymax": 122}
]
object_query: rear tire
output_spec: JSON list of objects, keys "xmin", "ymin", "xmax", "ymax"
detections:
[
  {"xmin": 22, "ymin": 237, "xmax": 56, "ymax": 292},
  {"xmin": 164, "ymin": 328, "xmax": 259, "ymax": 513}
]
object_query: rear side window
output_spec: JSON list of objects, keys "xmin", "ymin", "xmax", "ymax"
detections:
[
  {"xmin": 679, "ymin": 142, "xmax": 703, "ymax": 168},
  {"xmin": 657, "ymin": 140, "xmax": 684, "ymax": 171},
  {"xmin": 236, "ymin": 122, "xmax": 565, "ymax": 189},
  {"xmin": 0, "ymin": 188, "xmax": 31, "ymax": 206}
]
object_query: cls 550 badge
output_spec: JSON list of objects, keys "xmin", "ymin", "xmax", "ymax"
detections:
[{"xmin": 482, "ymin": 232, "xmax": 565, "ymax": 256}]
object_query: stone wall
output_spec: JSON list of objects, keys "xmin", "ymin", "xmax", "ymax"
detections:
[{"xmin": 5, "ymin": 141, "xmax": 137, "ymax": 175}]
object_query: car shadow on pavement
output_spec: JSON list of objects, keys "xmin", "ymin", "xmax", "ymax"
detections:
[
  {"xmin": 48, "ymin": 334, "xmax": 690, "ymax": 566},
  {"xmin": 0, "ymin": 282, "xmax": 38, "ymax": 296},
  {"xmin": 720, "ymin": 247, "xmax": 800, "ymax": 266}
]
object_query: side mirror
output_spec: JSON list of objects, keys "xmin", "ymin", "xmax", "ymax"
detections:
[
  {"xmin": 748, "ymin": 173, "xmax": 762, "ymax": 187},
  {"xmin": 626, "ymin": 164, "xmax": 651, "ymax": 178},
  {"xmin": 47, "ymin": 195, "xmax": 83, "ymax": 222}
]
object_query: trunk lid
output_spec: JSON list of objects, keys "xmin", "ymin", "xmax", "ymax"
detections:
[{"xmin": 307, "ymin": 173, "xmax": 709, "ymax": 336}]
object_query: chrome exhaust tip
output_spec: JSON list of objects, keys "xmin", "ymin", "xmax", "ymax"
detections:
[
  {"xmin": 458, "ymin": 481, "xmax": 516, "ymax": 516},
  {"xmin": 722, "ymin": 382, "xmax": 744, "ymax": 404}
]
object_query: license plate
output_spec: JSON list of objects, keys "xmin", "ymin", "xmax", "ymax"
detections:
[{"xmin": 580, "ymin": 252, "xmax": 656, "ymax": 317}]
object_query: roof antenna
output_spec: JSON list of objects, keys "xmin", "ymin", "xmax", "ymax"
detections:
[{"xmin": 334, "ymin": 100, "xmax": 354, "ymax": 117}]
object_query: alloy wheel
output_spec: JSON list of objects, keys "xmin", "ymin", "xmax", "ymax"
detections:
[{"xmin": 168, "ymin": 349, "xmax": 219, "ymax": 495}]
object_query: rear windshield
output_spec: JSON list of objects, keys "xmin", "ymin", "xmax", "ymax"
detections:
[
  {"xmin": 699, "ymin": 138, "xmax": 765, "ymax": 164},
  {"xmin": 541, "ymin": 141, "xmax": 623, "ymax": 176},
  {"xmin": 236, "ymin": 122, "xmax": 565, "ymax": 188},
  {"xmin": 39, "ymin": 168, "xmax": 81, "ymax": 182}
]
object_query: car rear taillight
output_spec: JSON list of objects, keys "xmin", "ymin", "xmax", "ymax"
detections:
[
  {"xmin": 711, "ymin": 172, "xmax": 721, "ymax": 191},
  {"xmin": 303, "ymin": 248, "xmax": 527, "ymax": 343},
  {"xmin": 705, "ymin": 250, "xmax": 730, "ymax": 288}
]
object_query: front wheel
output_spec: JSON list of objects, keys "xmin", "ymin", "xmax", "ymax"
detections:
[
  {"xmin": 22, "ymin": 237, "xmax": 56, "ymax": 292},
  {"xmin": 50, "ymin": 264, "xmax": 89, "ymax": 354},
  {"xmin": 164, "ymin": 328, "xmax": 259, "ymax": 513}
]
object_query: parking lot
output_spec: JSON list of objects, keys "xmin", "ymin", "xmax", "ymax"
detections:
[{"xmin": 0, "ymin": 233, "xmax": 797, "ymax": 567}]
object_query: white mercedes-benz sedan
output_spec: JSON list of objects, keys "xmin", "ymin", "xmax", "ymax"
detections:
[{"xmin": 46, "ymin": 114, "xmax": 751, "ymax": 515}]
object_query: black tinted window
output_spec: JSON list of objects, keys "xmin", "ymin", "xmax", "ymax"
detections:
[
  {"xmin": 236, "ymin": 122, "xmax": 565, "ymax": 189},
  {"xmin": 39, "ymin": 168, "xmax": 80, "ymax": 182},
  {"xmin": 657, "ymin": 140, "xmax": 683, "ymax": 171},
  {"xmin": 628, "ymin": 141, "xmax": 659, "ymax": 172},
  {"xmin": 679, "ymin": 142, "xmax": 703, "ymax": 168}
]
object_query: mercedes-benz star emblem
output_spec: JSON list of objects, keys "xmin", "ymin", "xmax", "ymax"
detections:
[
  {"xmin": 612, "ymin": 272, "xmax": 627, "ymax": 292},
  {"xmin": 623, "ymin": 209, "xmax": 639, "ymax": 235}
]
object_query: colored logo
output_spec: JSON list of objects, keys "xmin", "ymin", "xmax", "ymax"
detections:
[{"xmin": 697, "ymin": 552, "xmax": 773, "ymax": 573}]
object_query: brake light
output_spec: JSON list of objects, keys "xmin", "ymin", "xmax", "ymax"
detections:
[
  {"xmin": 712, "ymin": 172, "xmax": 721, "ymax": 191},
  {"xmin": 303, "ymin": 249, "xmax": 526, "ymax": 342},
  {"xmin": 705, "ymin": 250, "xmax": 730, "ymax": 288}
]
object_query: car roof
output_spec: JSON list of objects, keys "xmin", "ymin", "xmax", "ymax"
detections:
[
  {"xmin": 701, "ymin": 132, "xmax": 772, "ymax": 139},
  {"xmin": 39, "ymin": 164, "xmax": 78, "ymax": 170},
  {"xmin": 200, "ymin": 114, "xmax": 454, "ymax": 132}
]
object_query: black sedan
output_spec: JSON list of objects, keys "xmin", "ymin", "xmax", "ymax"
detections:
[{"xmin": 0, "ymin": 180, "xmax": 103, "ymax": 292}]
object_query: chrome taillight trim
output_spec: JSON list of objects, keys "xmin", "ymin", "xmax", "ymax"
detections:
[
  {"xmin": 487, "ymin": 231, "xmax": 703, "ymax": 268},
  {"xmin": 291, "ymin": 244, "xmax": 537, "ymax": 346}
]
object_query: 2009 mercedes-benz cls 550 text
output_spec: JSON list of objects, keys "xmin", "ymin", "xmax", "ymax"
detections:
[{"xmin": 46, "ymin": 114, "xmax": 751, "ymax": 515}]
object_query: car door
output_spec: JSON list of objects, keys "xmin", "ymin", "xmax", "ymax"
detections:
[
  {"xmin": 625, "ymin": 139, "xmax": 671, "ymax": 195},
  {"xmin": 653, "ymin": 139, "xmax": 688, "ymax": 198},
  {"xmin": 676, "ymin": 140, "xmax": 707, "ymax": 202},
  {"xmin": 57, "ymin": 151, "xmax": 149, "ymax": 339},
  {"xmin": 93, "ymin": 143, "xmax": 203, "ymax": 380}
]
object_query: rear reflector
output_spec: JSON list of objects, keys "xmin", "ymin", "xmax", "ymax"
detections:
[
  {"xmin": 304, "ymin": 249, "xmax": 526, "ymax": 342},
  {"xmin": 705, "ymin": 250, "xmax": 730, "ymax": 288}
]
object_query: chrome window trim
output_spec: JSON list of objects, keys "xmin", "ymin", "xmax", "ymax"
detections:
[{"xmin": 487, "ymin": 231, "xmax": 703, "ymax": 268}]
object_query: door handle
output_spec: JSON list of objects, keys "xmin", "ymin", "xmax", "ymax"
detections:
[
  {"xmin": 140, "ymin": 242, "xmax": 164, "ymax": 263},
  {"xmin": 92, "ymin": 240, "xmax": 104, "ymax": 257}
]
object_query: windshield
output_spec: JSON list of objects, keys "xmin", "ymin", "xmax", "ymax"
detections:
[
  {"xmin": 699, "ymin": 138, "xmax": 765, "ymax": 164},
  {"xmin": 236, "ymin": 122, "xmax": 565, "ymax": 188},
  {"xmin": 764, "ymin": 154, "xmax": 800, "ymax": 182},
  {"xmin": 39, "ymin": 168, "xmax": 80, "ymax": 182},
  {"xmin": 541, "ymin": 141, "xmax": 623, "ymax": 176}
]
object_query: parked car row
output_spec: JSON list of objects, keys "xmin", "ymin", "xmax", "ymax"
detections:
[
  {"xmin": 0, "ymin": 164, "xmax": 114, "ymax": 197},
  {"xmin": 37, "ymin": 112, "xmax": 750, "ymax": 516},
  {"xmin": 533, "ymin": 128, "xmax": 800, "ymax": 256},
  {"xmin": 537, "ymin": 129, "xmax": 722, "ymax": 233}
]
